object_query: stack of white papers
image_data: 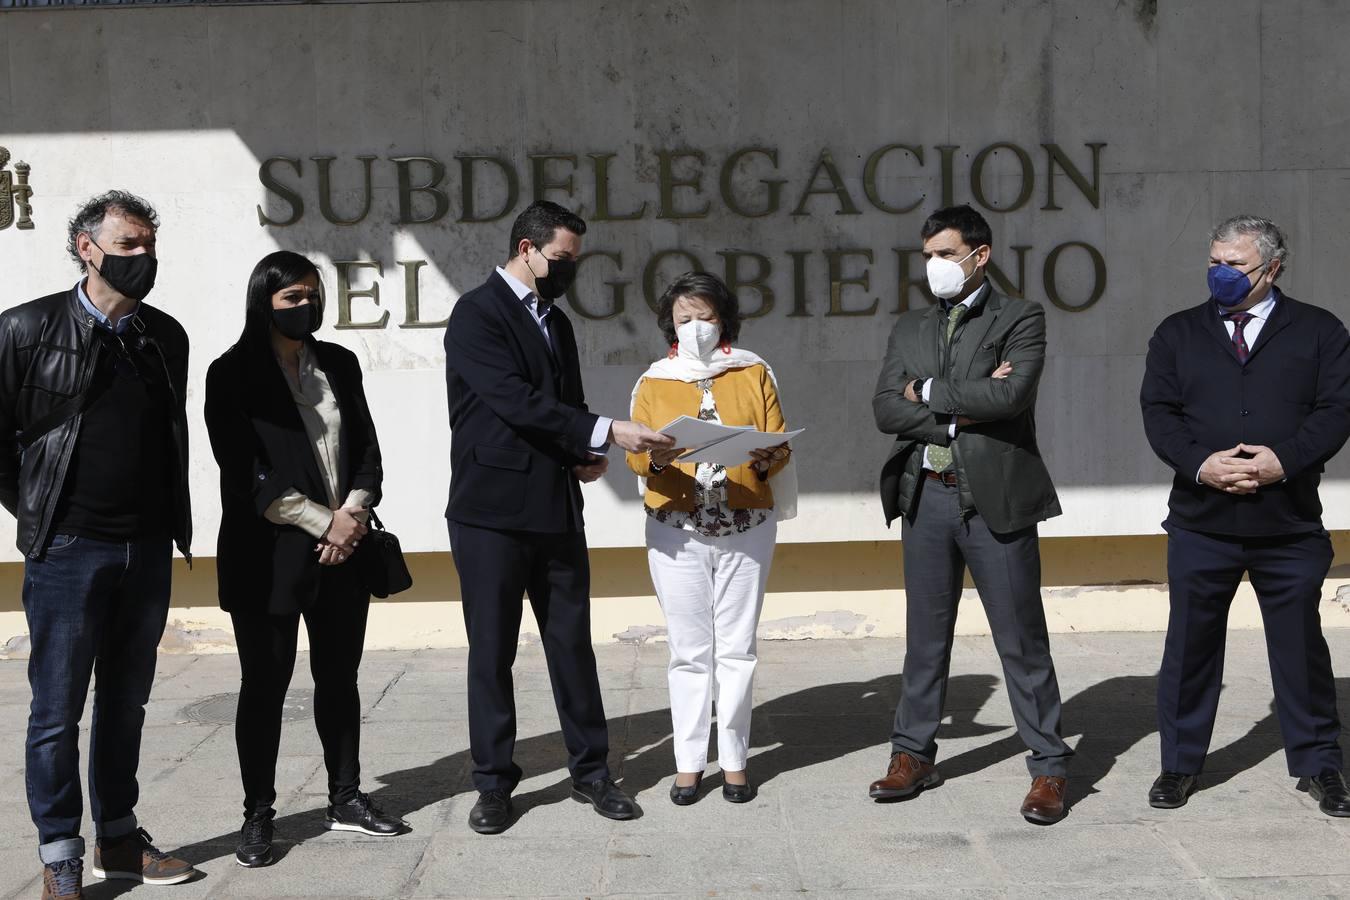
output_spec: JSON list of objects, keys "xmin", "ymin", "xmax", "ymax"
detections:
[{"xmin": 657, "ymin": 415, "xmax": 805, "ymax": 467}]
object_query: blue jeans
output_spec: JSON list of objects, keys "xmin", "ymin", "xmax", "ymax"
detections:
[{"xmin": 22, "ymin": 534, "xmax": 172, "ymax": 864}]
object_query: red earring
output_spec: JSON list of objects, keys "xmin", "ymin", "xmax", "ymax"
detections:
[
  {"xmin": 668, "ymin": 343, "xmax": 678, "ymax": 359},
  {"xmin": 720, "ymin": 340, "xmax": 732, "ymax": 354}
]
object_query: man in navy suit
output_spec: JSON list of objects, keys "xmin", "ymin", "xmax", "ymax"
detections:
[
  {"xmin": 1141, "ymin": 214, "xmax": 1350, "ymax": 815},
  {"xmin": 444, "ymin": 201, "xmax": 673, "ymax": 834}
]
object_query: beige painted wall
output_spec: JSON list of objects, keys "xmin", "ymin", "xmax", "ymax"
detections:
[{"xmin": 3, "ymin": 531, "xmax": 1348, "ymax": 657}]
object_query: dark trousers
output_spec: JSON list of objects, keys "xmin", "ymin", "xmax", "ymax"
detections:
[
  {"xmin": 22, "ymin": 534, "xmax": 172, "ymax": 864},
  {"xmin": 230, "ymin": 570, "xmax": 371, "ymax": 817},
  {"xmin": 1159, "ymin": 524, "xmax": 1342, "ymax": 776},
  {"xmin": 448, "ymin": 520, "xmax": 610, "ymax": 793},
  {"xmin": 892, "ymin": 479, "xmax": 1072, "ymax": 777}
]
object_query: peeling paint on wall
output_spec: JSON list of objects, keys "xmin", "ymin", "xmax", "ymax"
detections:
[
  {"xmin": 759, "ymin": 610, "xmax": 870, "ymax": 640},
  {"xmin": 157, "ymin": 620, "xmax": 235, "ymax": 654},
  {"xmin": 613, "ymin": 625, "xmax": 667, "ymax": 644},
  {"xmin": 1, "ymin": 634, "xmax": 30, "ymax": 660}
]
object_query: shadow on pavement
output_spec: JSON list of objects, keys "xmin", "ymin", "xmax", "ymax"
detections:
[{"xmin": 141, "ymin": 669, "xmax": 1343, "ymax": 875}]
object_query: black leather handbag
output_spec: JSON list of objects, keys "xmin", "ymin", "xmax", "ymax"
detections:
[{"xmin": 355, "ymin": 509, "xmax": 413, "ymax": 598}]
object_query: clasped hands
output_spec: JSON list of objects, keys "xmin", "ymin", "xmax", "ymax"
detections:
[
  {"xmin": 904, "ymin": 361, "xmax": 1013, "ymax": 426},
  {"xmin": 1199, "ymin": 443, "xmax": 1284, "ymax": 494},
  {"xmin": 316, "ymin": 506, "xmax": 369, "ymax": 566}
]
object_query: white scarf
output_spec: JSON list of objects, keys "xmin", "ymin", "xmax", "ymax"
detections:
[{"xmin": 629, "ymin": 345, "xmax": 798, "ymax": 521}]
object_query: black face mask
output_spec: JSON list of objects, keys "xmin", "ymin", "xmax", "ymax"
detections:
[
  {"xmin": 272, "ymin": 303, "xmax": 321, "ymax": 341},
  {"xmin": 90, "ymin": 240, "xmax": 157, "ymax": 301},
  {"xmin": 527, "ymin": 247, "xmax": 578, "ymax": 301}
]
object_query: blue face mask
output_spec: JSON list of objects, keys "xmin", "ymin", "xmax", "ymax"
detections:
[{"xmin": 1208, "ymin": 261, "xmax": 1266, "ymax": 308}]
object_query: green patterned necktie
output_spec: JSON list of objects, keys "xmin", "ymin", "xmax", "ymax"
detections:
[{"xmin": 925, "ymin": 303, "xmax": 968, "ymax": 473}]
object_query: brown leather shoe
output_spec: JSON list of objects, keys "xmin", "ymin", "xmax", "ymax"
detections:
[
  {"xmin": 42, "ymin": 858, "xmax": 83, "ymax": 900},
  {"xmin": 1020, "ymin": 776, "xmax": 1068, "ymax": 824},
  {"xmin": 869, "ymin": 751, "xmax": 941, "ymax": 800},
  {"xmin": 91, "ymin": 828, "xmax": 195, "ymax": 885}
]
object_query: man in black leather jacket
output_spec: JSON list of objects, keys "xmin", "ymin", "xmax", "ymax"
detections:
[{"xmin": 0, "ymin": 191, "xmax": 195, "ymax": 899}]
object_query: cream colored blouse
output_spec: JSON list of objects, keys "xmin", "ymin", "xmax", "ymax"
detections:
[{"xmin": 263, "ymin": 345, "xmax": 372, "ymax": 539}]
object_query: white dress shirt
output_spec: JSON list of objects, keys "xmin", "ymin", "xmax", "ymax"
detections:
[
  {"xmin": 1221, "ymin": 290, "xmax": 1278, "ymax": 345},
  {"xmin": 495, "ymin": 266, "xmax": 611, "ymax": 451}
]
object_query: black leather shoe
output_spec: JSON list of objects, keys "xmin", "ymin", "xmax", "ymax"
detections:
[
  {"xmin": 1148, "ymin": 772, "xmax": 1198, "ymax": 809},
  {"xmin": 572, "ymin": 778, "xmax": 639, "ymax": 820},
  {"xmin": 326, "ymin": 792, "xmax": 409, "ymax": 836},
  {"xmin": 722, "ymin": 778, "xmax": 754, "ymax": 803},
  {"xmin": 235, "ymin": 810, "xmax": 274, "ymax": 868},
  {"xmin": 1303, "ymin": 771, "xmax": 1350, "ymax": 817},
  {"xmin": 669, "ymin": 773, "xmax": 703, "ymax": 806},
  {"xmin": 468, "ymin": 790, "xmax": 513, "ymax": 834}
]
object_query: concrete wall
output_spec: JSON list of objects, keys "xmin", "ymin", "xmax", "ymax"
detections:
[{"xmin": 0, "ymin": 0, "xmax": 1348, "ymax": 650}]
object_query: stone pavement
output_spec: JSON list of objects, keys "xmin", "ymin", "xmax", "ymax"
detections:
[{"xmin": 3, "ymin": 630, "xmax": 1350, "ymax": 899}]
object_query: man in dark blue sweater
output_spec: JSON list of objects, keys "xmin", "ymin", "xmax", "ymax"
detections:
[{"xmin": 1141, "ymin": 214, "xmax": 1350, "ymax": 816}]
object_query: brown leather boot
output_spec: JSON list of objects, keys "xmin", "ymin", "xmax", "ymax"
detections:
[
  {"xmin": 869, "ymin": 751, "xmax": 941, "ymax": 800},
  {"xmin": 41, "ymin": 858, "xmax": 83, "ymax": 900},
  {"xmin": 1020, "ymin": 776, "xmax": 1068, "ymax": 824}
]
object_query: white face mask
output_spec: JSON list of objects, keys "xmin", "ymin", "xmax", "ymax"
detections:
[
  {"xmin": 925, "ymin": 246, "xmax": 981, "ymax": 300},
  {"xmin": 676, "ymin": 319, "xmax": 721, "ymax": 359}
]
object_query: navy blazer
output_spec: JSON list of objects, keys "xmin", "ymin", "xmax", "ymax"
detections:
[
  {"xmin": 205, "ymin": 340, "xmax": 383, "ymax": 614},
  {"xmin": 443, "ymin": 271, "xmax": 598, "ymax": 533},
  {"xmin": 1140, "ymin": 293, "xmax": 1350, "ymax": 537}
]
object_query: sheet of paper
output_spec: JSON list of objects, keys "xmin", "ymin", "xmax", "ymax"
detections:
[
  {"xmin": 657, "ymin": 414, "xmax": 752, "ymax": 449},
  {"xmin": 676, "ymin": 427, "xmax": 805, "ymax": 466}
]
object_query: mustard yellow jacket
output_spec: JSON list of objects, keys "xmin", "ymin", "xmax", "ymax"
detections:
[{"xmin": 626, "ymin": 364, "xmax": 788, "ymax": 512}]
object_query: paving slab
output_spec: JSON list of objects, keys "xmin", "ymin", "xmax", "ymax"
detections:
[{"xmin": 1, "ymin": 631, "xmax": 1350, "ymax": 898}]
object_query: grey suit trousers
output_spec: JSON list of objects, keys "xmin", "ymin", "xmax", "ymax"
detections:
[{"xmin": 892, "ymin": 477, "xmax": 1073, "ymax": 777}]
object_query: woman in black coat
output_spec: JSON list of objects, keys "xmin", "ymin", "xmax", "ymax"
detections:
[{"xmin": 205, "ymin": 250, "xmax": 406, "ymax": 869}]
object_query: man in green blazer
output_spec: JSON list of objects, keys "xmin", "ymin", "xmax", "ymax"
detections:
[{"xmin": 869, "ymin": 204, "xmax": 1072, "ymax": 824}]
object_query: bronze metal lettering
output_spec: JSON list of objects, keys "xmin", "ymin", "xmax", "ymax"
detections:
[
  {"xmin": 397, "ymin": 259, "xmax": 447, "ymax": 329},
  {"xmin": 657, "ymin": 150, "xmax": 711, "ymax": 219},
  {"xmin": 936, "ymin": 144, "xmax": 959, "ymax": 208},
  {"xmin": 970, "ymin": 143, "xmax": 1034, "ymax": 212},
  {"xmin": 0, "ymin": 149, "xmax": 35, "ymax": 231},
  {"xmin": 863, "ymin": 144, "xmax": 925, "ymax": 214},
  {"xmin": 457, "ymin": 155, "xmax": 519, "ymax": 223},
  {"xmin": 589, "ymin": 153, "xmax": 647, "ymax": 221},
  {"xmin": 719, "ymin": 251, "xmax": 774, "ymax": 318},
  {"xmin": 313, "ymin": 155, "xmax": 375, "ymax": 226},
  {"xmin": 257, "ymin": 156, "xmax": 304, "ymax": 227},
  {"xmin": 1043, "ymin": 241, "xmax": 1107, "ymax": 312},
  {"xmin": 825, "ymin": 248, "xmax": 878, "ymax": 316},
  {"xmin": 565, "ymin": 251, "xmax": 628, "ymax": 320},
  {"xmin": 985, "ymin": 245, "xmax": 1031, "ymax": 299},
  {"xmin": 892, "ymin": 247, "xmax": 932, "ymax": 313},
  {"xmin": 391, "ymin": 156, "xmax": 450, "ymax": 226},
  {"xmin": 13, "ymin": 160, "xmax": 33, "ymax": 230},
  {"xmin": 719, "ymin": 147, "xmax": 785, "ymax": 218},
  {"xmin": 642, "ymin": 249, "xmax": 704, "ymax": 311},
  {"xmin": 1042, "ymin": 142, "xmax": 1106, "ymax": 210},
  {"xmin": 792, "ymin": 149, "xmax": 861, "ymax": 216},
  {"xmin": 787, "ymin": 250, "xmax": 811, "ymax": 317},
  {"xmin": 530, "ymin": 153, "xmax": 578, "ymax": 203},
  {"xmin": 334, "ymin": 259, "xmax": 390, "ymax": 329}
]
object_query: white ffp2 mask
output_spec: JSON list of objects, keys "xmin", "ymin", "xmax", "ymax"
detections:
[
  {"xmin": 676, "ymin": 319, "xmax": 721, "ymax": 359},
  {"xmin": 926, "ymin": 247, "xmax": 981, "ymax": 300}
]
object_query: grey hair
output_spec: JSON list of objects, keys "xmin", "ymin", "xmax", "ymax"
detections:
[
  {"xmin": 66, "ymin": 190, "xmax": 160, "ymax": 272},
  {"xmin": 1210, "ymin": 214, "xmax": 1288, "ymax": 279}
]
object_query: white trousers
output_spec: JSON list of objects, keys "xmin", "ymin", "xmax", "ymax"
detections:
[{"xmin": 645, "ymin": 513, "xmax": 778, "ymax": 772}]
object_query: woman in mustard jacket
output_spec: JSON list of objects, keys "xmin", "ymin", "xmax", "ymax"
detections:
[{"xmin": 627, "ymin": 271, "xmax": 796, "ymax": 806}]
